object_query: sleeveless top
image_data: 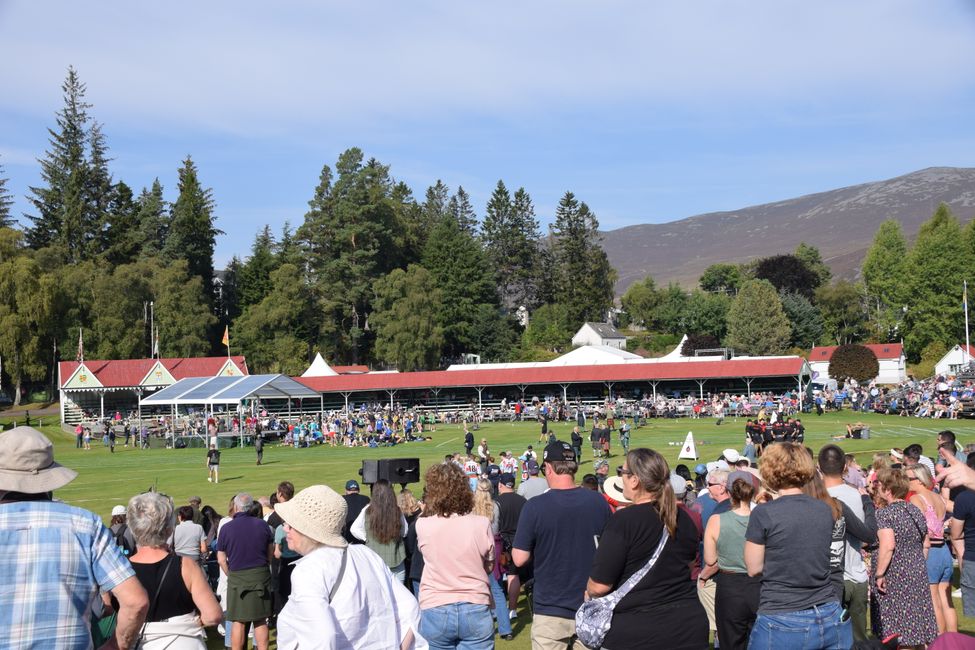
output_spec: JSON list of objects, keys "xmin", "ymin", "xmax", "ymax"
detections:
[
  {"xmin": 132, "ymin": 554, "xmax": 196, "ymax": 621},
  {"xmin": 716, "ymin": 510, "xmax": 749, "ymax": 573},
  {"xmin": 364, "ymin": 510, "xmax": 405, "ymax": 568},
  {"xmin": 915, "ymin": 492, "xmax": 944, "ymax": 542}
]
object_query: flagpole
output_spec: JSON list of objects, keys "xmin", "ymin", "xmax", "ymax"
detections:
[{"xmin": 966, "ymin": 280, "xmax": 971, "ymax": 363}]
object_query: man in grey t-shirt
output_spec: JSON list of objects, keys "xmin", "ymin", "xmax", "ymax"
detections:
[
  {"xmin": 819, "ymin": 445, "xmax": 869, "ymax": 642},
  {"xmin": 518, "ymin": 460, "xmax": 549, "ymax": 500},
  {"xmin": 173, "ymin": 505, "xmax": 207, "ymax": 560}
]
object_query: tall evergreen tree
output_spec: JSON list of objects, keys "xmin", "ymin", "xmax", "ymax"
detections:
[
  {"xmin": 780, "ymin": 291, "xmax": 825, "ymax": 349},
  {"xmin": 164, "ymin": 156, "xmax": 221, "ymax": 305},
  {"xmin": 0, "ymin": 159, "xmax": 14, "ymax": 228},
  {"xmin": 101, "ymin": 181, "xmax": 140, "ymax": 265},
  {"xmin": 85, "ymin": 121, "xmax": 113, "ymax": 259},
  {"xmin": 217, "ymin": 256, "xmax": 243, "ymax": 325},
  {"xmin": 448, "ymin": 186, "xmax": 478, "ymax": 237},
  {"xmin": 134, "ymin": 179, "xmax": 168, "ymax": 256},
  {"xmin": 481, "ymin": 180, "xmax": 514, "ymax": 300},
  {"xmin": 238, "ymin": 225, "xmax": 277, "ymax": 308},
  {"xmin": 509, "ymin": 187, "xmax": 542, "ymax": 307},
  {"xmin": 793, "ymin": 242, "xmax": 831, "ymax": 287},
  {"xmin": 550, "ymin": 191, "xmax": 616, "ymax": 326},
  {"xmin": 276, "ymin": 221, "xmax": 303, "ymax": 269},
  {"xmin": 26, "ymin": 66, "xmax": 92, "ymax": 259},
  {"xmin": 423, "ymin": 180, "xmax": 450, "ymax": 224}
]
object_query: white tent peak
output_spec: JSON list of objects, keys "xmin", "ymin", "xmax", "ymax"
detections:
[{"xmin": 302, "ymin": 352, "xmax": 338, "ymax": 377}]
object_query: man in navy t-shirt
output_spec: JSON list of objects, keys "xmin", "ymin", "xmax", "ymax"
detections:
[
  {"xmin": 951, "ymin": 488, "xmax": 975, "ymax": 618},
  {"xmin": 513, "ymin": 440, "xmax": 611, "ymax": 649}
]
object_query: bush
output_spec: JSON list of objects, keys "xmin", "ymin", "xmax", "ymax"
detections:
[{"xmin": 828, "ymin": 344, "xmax": 880, "ymax": 384}]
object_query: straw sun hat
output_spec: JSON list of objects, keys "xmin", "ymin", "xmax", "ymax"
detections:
[
  {"xmin": 0, "ymin": 427, "xmax": 77, "ymax": 493},
  {"xmin": 274, "ymin": 485, "xmax": 349, "ymax": 548}
]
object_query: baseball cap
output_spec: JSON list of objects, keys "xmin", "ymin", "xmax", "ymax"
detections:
[
  {"xmin": 543, "ymin": 440, "xmax": 576, "ymax": 464},
  {"xmin": 111, "ymin": 505, "xmax": 126, "ymax": 517},
  {"xmin": 345, "ymin": 479, "xmax": 360, "ymax": 491},
  {"xmin": 526, "ymin": 460, "xmax": 540, "ymax": 475},
  {"xmin": 727, "ymin": 470, "xmax": 760, "ymax": 491},
  {"xmin": 499, "ymin": 473, "xmax": 515, "ymax": 488},
  {"xmin": 722, "ymin": 449, "xmax": 741, "ymax": 463},
  {"xmin": 669, "ymin": 473, "xmax": 688, "ymax": 496},
  {"xmin": 593, "ymin": 458, "xmax": 609, "ymax": 470}
]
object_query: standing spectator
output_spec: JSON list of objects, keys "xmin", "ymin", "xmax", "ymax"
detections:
[
  {"xmin": 695, "ymin": 466, "xmax": 729, "ymax": 638},
  {"xmin": 189, "ymin": 495, "xmax": 204, "ymax": 526},
  {"xmin": 477, "ymin": 438, "xmax": 490, "ymax": 475},
  {"xmin": 351, "ymin": 479, "xmax": 409, "ymax": 581},
  {"xmin": 255, "ymin": 431, "xmax": 264, "ymax": 466},
  {"xmin": 173, "ymin": 505, "xmax": 208, "ymax": 561},
  {"xmin": 126, "ymin": 492, "xmax": 223, "ymax": 648},
  {"xmin": 618, "ymin": 417, "xmax": 631, "ymax": 454},
  {"xmin": 342, "ymin": 479, "xmax": 370, "ymax": 544},
  {"xmin": 517, "ymin": 460, "xmax": 548, "ymax": 500},
  {"xmin": 592, "ymin": 459, "xmax": 610, "ymax": 492},
  {"xmin": 513, "ymin": 440, "xmax": 611, "ymax": 649},
  {"xmin": 473, "ymin": 478, "xmax": 512, "ymax": 640},
  {"xmin": 110, "ymin": 504, "xmax": 137, "ymax": 558},
  {"xmin": 570, "ymin": 426, "xmax": 583, "ymax": 461},
  {"xmin": 820, "ymin": 444, "xmax": 871, "ymax": 642},
  {"xmin": 908, "ymin": 464, "xmax": 957, "ymax": 633},
  {"xmin": 0, "ymin": 426, "xmax": 149, "ymax": 648},
  {"xmin": 701, "ymin": 472, "xmax": 761, "ymax": 650},
  {"xmin": 417, "ymin": 462, "xmax": 495, "ymax": 649},
  {"xmin": 588, "ymin": 448, "xmax": 708, "ymax": 649},
  {"xmin": 496, "ymin": 473, "xmax": 527, "ymax": 618},
  {"xmin": 949, "ymin": 454, "xmax": 975, "ymax": 623},
  {"xmin": 217, "ymin": 493, "xmax": 274, "ymax": 650},
  {"xmin": 872, "ymin": 467, "xmax": 938, "ymax": 646},
  {"xmin": 206, "ymin": 443, "xmax": 220, "ymax": 483},
  {"xmin": 744, "ymin": 443, "xmax": 850, "ymax": 649},
  {"xmin": 464, "ymin": 424, "xmax": 475, "ymax": 456},
  {"xmin": 274, "ymin": 485, "xmax": 422, "ymax": 649}
]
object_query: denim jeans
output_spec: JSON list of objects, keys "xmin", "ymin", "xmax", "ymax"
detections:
[
  {"xmin": 420, "ymin": 602, "xmax": 494, "ymax": 650},
  {"xmin": 488, "ymin": 575, "xmax": 512, "ymax": 636},
  {"xmin": 748, "ymin": 601, "xmax": 851, "ymax": 650}
]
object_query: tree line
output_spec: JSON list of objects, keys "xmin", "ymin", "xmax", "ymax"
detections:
[
  {"xmin": 0, "ymin": 68, "xmax": 616, "ymax": 402},
  {"xmin": 622, "ymin": 208, "xmax": 975, "ymax": 374}
]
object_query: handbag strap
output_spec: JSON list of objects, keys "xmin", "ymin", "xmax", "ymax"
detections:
[
  {"xmin": 602, "ymin": 528, "xmax": 669, "ymax": 610},
  {"xmin": 327, "ymin": 547, "xmax": 348, "ymax": 602},
  {"xmin": 138, "ymin": 553, "xmax": 177, "ymax": 642}
]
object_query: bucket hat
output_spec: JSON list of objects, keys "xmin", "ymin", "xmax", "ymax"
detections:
[
  {"xmin": 0, "ymin": 427, "xmax": 77, "ymax": 493},
  {"xmin": 274, "ymin": 485, "xmax": 348, "ymax": 548}
]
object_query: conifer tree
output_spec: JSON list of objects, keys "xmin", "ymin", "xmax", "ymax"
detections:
[
  {"xmin": 134, "ymin": 179, "xmax": 169, "ymax": 256},
  {"xmin": 101, "ymin": 181, "xmax": 140, "ymax": 265},
  {"xmin": 726, "ymin": 279, "xmax": 791, "ymax": 355},
  {"xmin": 448, "ymin": 186, "xmax": 478, "ymax": 236},
  {"xmin": 164, "ymin": 156, "xmax": 221, "ymax": 304},
  {"xmin": 0, "ymin": 159, "xmax": 14, "ymax": 228},
  {"xmin": 239, "ymin": 225, "xmax": 277, "ymax": 308},
  {"xmin": 861, "ymin": 219, "xmax": 909, "ymax": 340},
  {"xmin": 550, "ymin": 191, "xmax": 616, "ymax": 326}
]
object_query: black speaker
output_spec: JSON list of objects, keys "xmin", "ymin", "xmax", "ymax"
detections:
[{"xmin": 360, "ymin": 458, "xmax": 420, "ymax": 485}]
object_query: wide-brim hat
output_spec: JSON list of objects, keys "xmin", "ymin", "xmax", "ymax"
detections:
[
  {"xmin": 274, "ymin": 485, "xmax": 348, "ymax": 548},
  {"xmin": 0, "ymin": 427, "xmax": 77, "ymax": 493},
  {"xmin": 603, "ymin": 475, "xmax": 631, "ymax": 503}
]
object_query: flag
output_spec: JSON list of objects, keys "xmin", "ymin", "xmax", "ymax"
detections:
[
  {"xmin": 964, "ymin": 281, "xmax": 969, "ymax": 312},
  {"xmin": 222, "ymin": 325, "xmax": 230, "ymax": 347},
  {"xmin": 153, "ymin": 328, "xmax": 159, "ymax": 358},
  {"xmin": 76, "ymin": 329, "xmax": 84, "ymax": 363}
]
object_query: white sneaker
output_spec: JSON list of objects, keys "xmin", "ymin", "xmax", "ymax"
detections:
[
  {"xmin": 509, "ymin": 611, "xmax": 517, "ymax": 621},
  {"xmin": 953, "ymin": 588, "xmax": 962, "ymax": 598},
  {"xmin": 208, "ymin": 478, "xmax": 212, "ymax": 482}
]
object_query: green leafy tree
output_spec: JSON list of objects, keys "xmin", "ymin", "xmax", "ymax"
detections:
[
  {"xmin": 655, "ymin": 284, "xmax": 689, "ymax": 336},
  {"xmin": 780, "ymin": 291, "xmax": 825, "ymax": 349},
  {"xmin": 371, "ymin": 265, "xmax": 444, "ymax": 371},
  {"xmin": 550, "ymin": 191, "xmax": 616, "ymax": 326},
  {"xmin": 861, "ymin": 219, "xmax": 909, "ymax": 341},
  {"xmin": 522, "ymin": 303, "xmax": 573, "ymax": 353},
  {"xmin": 726, "ymin": 279, "xmax": 791, "ymax": 355},
  {"xmin": 152, "ymin": 259, "xmax": 217, "ymax": 357},
  {"xmin": 164, "ymin": 156, "xmax": 221, "ymax": 307},
  {"xmin": 234, "ymin": 264, "xmax": 317, "ymax": 374},
  {"xmin": 903, "ymin": 204, "xmax": 975, "ymax": 359},
  {"xmin": 754, "ymin": 254, "xmax": 819, "ymax": 299},
  {"xmin": 683, "ymin": 290, "xmax": 731, "ymax": 340},
  {"xmin": 90, "ymin": 260, "xmax": 153, "ymax": 359},
  {"xmin": 620, "ymin": 276, "xmax": 660, "ymax": 329},
  {"xmin": 0, "ymin": 159, "xmax": 14, "ymax": 228},
  {"xmin": 421, "ymin": 212, "xmax": 499, "ymax": 358},
  {"xmin": 914, "ymin": 341, "xmax": 948, "ymax": 379},
  {"xmin": 238, "ymin": 225, "xmax": 277, "ymax": 308},
  {"xmin": 794, "ymin": 242, "xmax": 832, "ymax": 287},
  {"xmin": 816, "ymin": 281, "xmax": 867, "ymax": 345},
  {"xmin": 699, "ymin": 263, "xmax": 741, "ymax": 293},
  {"xmin": 828, "ymin": 344, "xmax": 880, "ymax": 384}
]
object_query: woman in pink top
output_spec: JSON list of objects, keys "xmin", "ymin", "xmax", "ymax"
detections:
[{"xmin": 416, "ymin": 462, "xmax": 495, "ymax": 649}]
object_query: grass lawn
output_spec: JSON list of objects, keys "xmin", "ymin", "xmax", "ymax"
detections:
[{"xmin": 5, "ymin": 411, "xmax": 975, "ymax": 647}]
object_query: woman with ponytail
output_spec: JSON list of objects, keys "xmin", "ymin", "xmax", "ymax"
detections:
[{"xmin": 586, "ymin": 448, "xmax": 708, "ymax": 649}]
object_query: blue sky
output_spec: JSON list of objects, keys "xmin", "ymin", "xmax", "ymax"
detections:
[{"xmin": 1, "ymin": 1, "xmax": 974, "ymax": 266}]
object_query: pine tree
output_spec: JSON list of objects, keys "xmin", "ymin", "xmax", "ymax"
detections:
[
  {"xmin": 509, "ymin": 187, "xmax": 542, "ymax": 308},
  {"xmin": 216, "ymin": 256, "xmax": 243, "ymax": 325},
  {"xmin": 448, "ymin": 186, "xmax": 478, "ymax": 237},
  {"xmin": 0, "ymin": 159, "xmax": 14, "ymax": 228},
  {"xmin": 101, "ymin": 181, "xmax": 140, "ymax": 265},
  {"xmin": 26, "ymin": 67, "xmax": 92, "ymax": 259},
  {"xmin": 423, "ymin": 180, "xmax": 450, "ymax": 224},
  {"xmin": 84, "ymin": 121, "xmax": 113, "ymax": 259},
  {"xmin": 276, "ymin": 221, "xmax": 303, "ymax": 269},
  {"xmin": 780, "ymin": 291, "xmax": 825, "ymax": 349},
  {"xmin": 550, "ymin": 191, "xmax": 616, "ymax": 327},
  {"xmin": 134, "ymin": 179, "xmax": 168, "ymax": 256},
  {"xmin": 164, "ymin": 156, "xmax": 221, "ymax": 305},
  {"xmin": 794, "ymin": 242, "xmax": 831, "ymax": 287},
  {"xmin": 239, "ymin": 225, "xmax": 277, "ymax": 308},
  {"xmin": 726, "ymin": 279, "xmax": 791, "ymax": 355},
  {"xmin": 481, "ymin": 180, "xmax": 514, "ymax": 300}
]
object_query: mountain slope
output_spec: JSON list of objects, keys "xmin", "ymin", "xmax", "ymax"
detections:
[{"xmin": 602, "ymin": 167, "xmax": 975, "ymax": 294}]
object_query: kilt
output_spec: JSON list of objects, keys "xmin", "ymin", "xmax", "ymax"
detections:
[{"xmin": 226, "ymin": 565, "xmax": 272, "ymax": 622}]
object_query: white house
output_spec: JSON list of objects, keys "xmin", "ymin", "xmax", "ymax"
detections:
[
  {"xmin": 935, "ymin": 345, "xmax": 975, "ymax": 378},
  {"xmin": 571, "ymin": 322, "xmax": 627, "ymax": 350},
  {"xmin": 807, "ymin": 344, "xmax": 907, "ymax": 385}
]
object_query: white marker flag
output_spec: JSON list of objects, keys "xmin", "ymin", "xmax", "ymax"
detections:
[{"xmin": 678, "ymin": 431, "xmax": 698, "ymax": 460}]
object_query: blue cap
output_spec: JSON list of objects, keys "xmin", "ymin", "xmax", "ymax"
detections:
[
  {"xmin": 695, "ymin": 463, "xmax": 708, "ymax": 475},
  {"xmin": 345, "ymin": 479, "xmax": 360, "ymax": 491}
]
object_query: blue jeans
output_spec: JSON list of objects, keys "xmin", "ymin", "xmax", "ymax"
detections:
[
  {"xmin": 488, "ymin": 575, "xmax": 512, "ymax": 636},
  {"xmin": 748, "ymin": 601, "xmax": 851, "ymax": 650},
  {"xmin": 420, "ymin": 602, "xmax": 494, "ymax": 650}
]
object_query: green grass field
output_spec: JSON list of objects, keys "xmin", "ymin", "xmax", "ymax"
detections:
[{"xmin": 5, "ymin": 411, "xmax": 975, "ymax": 646}]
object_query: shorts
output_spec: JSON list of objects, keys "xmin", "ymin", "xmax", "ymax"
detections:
[{"xmin": 926, "ymin": 543, "xmax": 953, "ymax": 584}]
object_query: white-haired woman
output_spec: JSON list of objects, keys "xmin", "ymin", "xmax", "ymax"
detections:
[
  {"xmin": 274, "ymin": 485, "xmax": 425, "ymax": 650},
  {"xmin": 125, "ymin": 492, "xmax": 222, "ymax": 649}
]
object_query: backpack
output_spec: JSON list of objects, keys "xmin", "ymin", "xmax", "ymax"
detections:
[{"xmin": 114, "ymin": 523, "xmax": 135, "ymax": 557}]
